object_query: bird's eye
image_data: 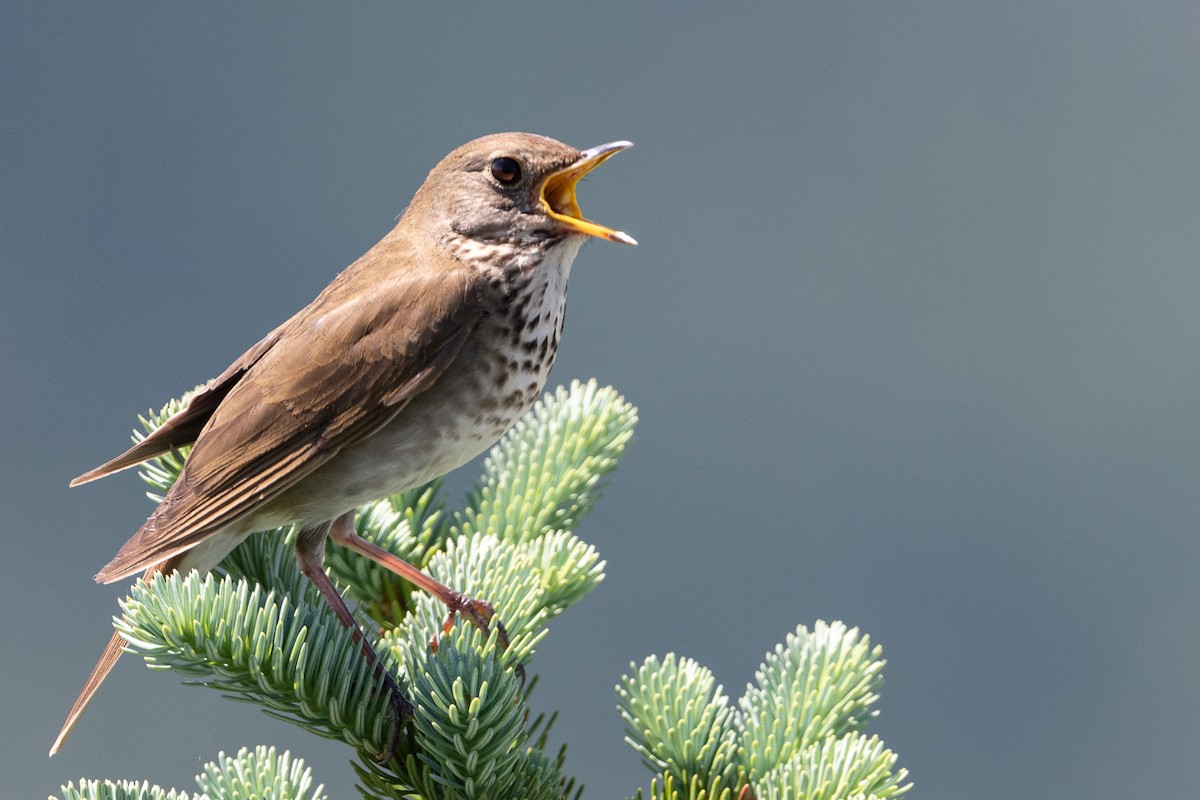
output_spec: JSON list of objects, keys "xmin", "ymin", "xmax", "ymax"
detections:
[{"xmin": 490, "ymin": 157, "xmax": 522, "ymax": 186}]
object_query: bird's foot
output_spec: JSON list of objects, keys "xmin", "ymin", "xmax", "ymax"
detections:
[
  {"xmin": 429, "ymin": 590, "xmax": 511, "ymax": 653},
  {"xmin": 374, "ymin": 670, "xmax": 415, "ymax": 763}
]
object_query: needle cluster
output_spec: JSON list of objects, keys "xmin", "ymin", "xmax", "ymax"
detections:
[
  {"xmin": 53, "ymin": 380, "xmax": 912, "ymax": 800},
  {"xmin": 618, "ymin": 622, "xmax": 911, "ymax": 800}
]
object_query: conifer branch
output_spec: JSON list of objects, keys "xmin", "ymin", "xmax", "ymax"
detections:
[{"xmin": 54, "ymin": 381, "xmax": 913, "ymax": 800}]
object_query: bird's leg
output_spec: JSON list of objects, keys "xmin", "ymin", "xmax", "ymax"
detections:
[
  {"xmin": 327, "ymin": 512, "xmax": 510, "ymax": 651},
  {"xmin": 295, "ymin": 515, "xmax": 412, "ymax": 762}
]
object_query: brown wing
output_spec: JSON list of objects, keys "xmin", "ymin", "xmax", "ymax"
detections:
[
  {"xmin": 70, "ymin": 322, "xmax": 288, "ymax": 487},
  {"xmin": 95, "ymin": 263, "xmax": 481, "ymax": 583}
]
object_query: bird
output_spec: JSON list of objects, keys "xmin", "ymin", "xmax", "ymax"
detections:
[{"xmin": 51, "ymin": 132, "xmax": 636, "ymax": 757}]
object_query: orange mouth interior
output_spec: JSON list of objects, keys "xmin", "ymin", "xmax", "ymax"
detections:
[{"xmin": 540, "ymin": 149, "xmax": 636, "ymax": 245}]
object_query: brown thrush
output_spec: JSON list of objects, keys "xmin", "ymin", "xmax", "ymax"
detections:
[{"xmin": 51, "ymin": 132, "xmax": 635, "ymax": 757}]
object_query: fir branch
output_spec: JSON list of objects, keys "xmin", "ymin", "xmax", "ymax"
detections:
[
  {"xmin": 196, "ymin": 746, "xmax": 327, "ymax": 800},
  {"xmin": 456, "ymin": 379, "xmax": 638, "ymax": 543},
  {"xmin": 401, "ymin": 631, "xmax": 526, "ymax": 798},
  {"xmin": 628, "ymin": 772, "xmax": 741, "ymax": 800},
  {"xmin": 57, "ymin": 781, "xmax": 192, "ymax": 800},
  {"xmin": 56, "ymin": 747, "xmax": 325, "ymax": 800},
  {"xmin": 388, "ymin": 530, "xmax": 605, "ymax": 670},
  {"xmin": 738, "ymin": 621, "xmax": 885, "ymax": 779},
  {"xmin": 116, "ymin": 571, "xmax": 399, "ymax": 758},
  {"xmin": 754, "ymin": 734, "xmax": 911, "ymax": 800},
  {"xmin": 84, "ymin": 381, "xmax": 638, "ymax": 800},
  {"xmin": 216, "ymin": 526, "xmax": 313, "ymax": 603},
  {"xmin": 60, "ymin": 381, "xmax": 914, "ymax": 800},
  {"xmin": 617, "ymin": 654, "xmax": 741, "ymax": 791},
  {"xmin": 619, "ymin": 622, "xmax": 905, "ymax": 800}
]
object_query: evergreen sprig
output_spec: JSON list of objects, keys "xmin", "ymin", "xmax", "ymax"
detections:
[
  {"xmin": 617, "ymin": 654, "xmax": 741, "ymax": 790},
  {"xmin": 58, "ymin": 781, "xmax": 191, "ymax": 800},
  {"xmin": 754, "ymin": 734, "xmax": 909, "ymax": 800},
  {"xmin": 117, "ymin": 571, "xmax": 396, "ymax": 753},
  {"xmin": 456, "ymin": 380, "xmax": 638, "ymax": 543},
  {"xmin": 67, "ymin": 380, "xmax": 635, "ymax": 799},
  {"xmin": 197, "ymin": 746, "xmax": 327, "ymax": 800},
  {"xmin": 58, "ymin": 747, "xmax": 321, "ymax": 800},
  {"xmin": 55, "ymin": 380, "xmax": 915, "ymax": 800},
  {"xmin": 618, "ymin": 622, "xmax": 910, "ymax": 800}
]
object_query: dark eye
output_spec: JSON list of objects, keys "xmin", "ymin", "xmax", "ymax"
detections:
[{"xmin": 490, "ymin": 156, "xmax": 522, "ymax": 186}]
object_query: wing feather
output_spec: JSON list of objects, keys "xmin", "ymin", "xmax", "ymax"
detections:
[
  {"xmin": 70, "ymin": 323, "xmax": 288, "ymax": 486},
  {"xmin": 95, "ymin": 261, "xmax": 482, "ymax": 583}
]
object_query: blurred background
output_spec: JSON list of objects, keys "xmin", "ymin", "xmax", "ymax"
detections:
[{"xmin": 4, "ymin": 3, "xmax": 1200, "ymax": 797}]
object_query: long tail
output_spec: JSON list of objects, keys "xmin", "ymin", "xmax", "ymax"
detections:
[
  {"xmin": 50, "ymin": 628, "xmax": 126, "ymax": 755},
  {"xmin": 51, "ymin": 557, "xmax": 182, "ymax": 756}
]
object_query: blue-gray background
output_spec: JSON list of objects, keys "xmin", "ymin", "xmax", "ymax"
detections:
[{"xmin": 4, "ymin": 3, "xmax": 1199, "ymax": 798}]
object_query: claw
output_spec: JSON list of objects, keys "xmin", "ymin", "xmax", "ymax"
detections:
[
  {"xmin": 374, "ymin": 672, "xmax": 414, "ymax": 763},
  {"xmin": 432, "ymin": 591, "xmax": 508, "ymax": 648}
]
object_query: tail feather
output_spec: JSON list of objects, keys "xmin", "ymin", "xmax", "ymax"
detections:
[
  {"xmin": 68, "ymin": 397, "xmax": 216, "ymax": 487},
  {"xmin": 50, "ymin": 629, "xmax": 126, "ymax": 756},
  {"xmin": 69, "ymin": 319, "xmax": 284, "ymax": 488},
  {"xmin": 51, "ymin": 557, "xmax": 182, "ymax": 755}
]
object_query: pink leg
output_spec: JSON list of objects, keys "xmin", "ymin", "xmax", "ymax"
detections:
[
  {"xmin": 295, "ymin": 513, "xmax": 412, "ymax": 761},
  {"xmin": 327, "ymin": 512, "xmax": 508, "ymax": 649}
]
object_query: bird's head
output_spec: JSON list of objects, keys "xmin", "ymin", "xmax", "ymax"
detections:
[{"xmin": 408, "ymin": 132, "xmax": 636, "ymax": 262}]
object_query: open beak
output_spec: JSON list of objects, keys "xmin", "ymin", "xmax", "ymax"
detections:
[{"xmin": 541, "ymin": 140, "xmax": 637, "ymax": 245}]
